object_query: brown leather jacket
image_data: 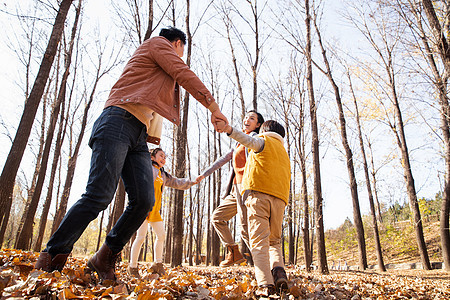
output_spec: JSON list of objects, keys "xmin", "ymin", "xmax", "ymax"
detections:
[{"xmin": 105, "ymin": 36, "xmax": 215, "ymax": 125}]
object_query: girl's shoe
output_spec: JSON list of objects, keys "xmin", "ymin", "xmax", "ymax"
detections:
[
  {"xmin": 127, "ymin": 265, "xmax": 141, "ymax": 278},
  {"xmin": 150, "ymin": 262, "xmax": 166, "ymax": 275}
]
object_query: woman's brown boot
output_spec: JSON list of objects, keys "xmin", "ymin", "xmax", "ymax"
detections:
[{"xmin": 219, "ymin": 244, "xmax": 246, "ymax": 267}]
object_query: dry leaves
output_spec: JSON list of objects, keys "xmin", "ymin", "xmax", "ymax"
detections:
[{"xmin": 0, "ymin": 249, "xmax": 449, "ymax": 299}]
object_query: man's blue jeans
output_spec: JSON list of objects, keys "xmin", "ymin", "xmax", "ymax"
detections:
[{"xmin": 45, "ymin": 106, "xmax": 155, "ymax": 255}]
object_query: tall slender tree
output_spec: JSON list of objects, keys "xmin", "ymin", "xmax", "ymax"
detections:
[
  {"xmin": 0, "ymin": 0, "xmax": 74, "ymax": 246},
  {"xmin": 349, "ymin": 0, "xmax": 431, "ymax": 269},
  {"xmin": 305, "ymin": 0, "xmax": 328, "ymax": 274},
  {"xmin": 293, "ymin": 58, "xmax": 312, "ymax": 271},
  {"xmin": 348, "ymin": 69, "xmax": 386, "ymax": 271},
  {"xmin": 16, "ymin": 0, "xmax": 81, "ymax": 250},
  {"xmin": 312, "ymin": 7, "xmax": 367, "ymax": 270},
  {"xmin": 416, "ymin": 0, "xmax": 450, "ymax": 271},
  {"xmin": 52, "ymin": 41, "xmax": 115, "ymax": 233},
  {"xmin": 33, "ymin": 66, "xmax": 72, "ymax": 251},
  {"xmin": 171, "ymin": 0, "xmax": 192, "ymax": 267}
]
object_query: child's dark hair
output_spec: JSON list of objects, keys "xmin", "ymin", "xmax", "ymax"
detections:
[
  {"xmin": 159, "ymin": 27, "xmax": 186, "ymax": 44},
  {"xmin": 150, "ymin": 148, "xmax": 164, "ymax": 157},
  {"xmin": 247, "ymin": 110, "xmax": 265, "ymax": 133},
  {"xmin": 260, "ymin": 120, "xmax": 285, "ymax": 138}
]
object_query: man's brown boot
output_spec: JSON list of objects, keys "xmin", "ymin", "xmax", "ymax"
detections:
[
  {"xmin": 87, "ymin": 243, "xmax": 121, "ymax": 281},
  {"xmin": 219, "ymin": 244, "xmax": 246, "ymax": 267},
  {"xmin": 34, "ymin": 251, "xmax": 70, "ymax": 272}
]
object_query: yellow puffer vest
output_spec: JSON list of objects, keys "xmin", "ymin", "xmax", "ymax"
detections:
[{"xmin": 241, "ymin": 134, "xmax": 290, "ymax": 203}]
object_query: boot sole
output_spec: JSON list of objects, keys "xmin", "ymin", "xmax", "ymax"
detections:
[
  {"xmin": 275, "ymin": 278, "xmax": 288, "ymax": 291},
  {"xmin": 87, "ymin": 259, "xmax": 116, "ymax": 282}
]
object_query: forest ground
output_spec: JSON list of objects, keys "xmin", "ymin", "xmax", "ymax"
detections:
[
  {"xmin": 0, "ymin": 249, "xmax": 449, "ymax": 299},
  {"xmin": 0, "ymin": 218, "xmax": 449, "ymax": 298},
  {"xmin": 0, "ymin": 250, "xmax": 449, "ymax": 299}
]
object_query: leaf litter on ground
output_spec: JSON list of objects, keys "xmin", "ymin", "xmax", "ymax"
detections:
[{"xmin": 0, "ymin": 249, "xmax": 449, "ymax": 299}]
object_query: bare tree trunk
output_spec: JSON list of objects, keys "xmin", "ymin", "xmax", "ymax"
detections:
[
  {"xmin": 16, "ymin": 20, "xmax": 56, "ymax": 247},
  {"xmin": 0, "ymin": 0, "xmax": 73, "ymax": 244},
  {"xmin": 312, "ymin": 13, "xmax": 367, "ymax": 270},
  {"xmin": 188, "ymin": 190, "xmax": 194, "ymax": 266},
  {"xmin": 196, "ymin": 188, "xmax": 203, "ymax": 264},
  {"xmin": 393, "ymin": 90, "xmax": 431, "ymax": 270},
  {"xmin": 287, "ymin": 189, "xmax": 294, "ymax": 265},
  {"xmin": 52, "ymin": 51, "xmax": 103, "ymax": 233},
  {"xmin": 164, "ymin": 136, "xmax": 175, "ymax": 263},
  {"xmin": 22, "ymin": 90, "xmax": 48, "ymax": 243},
  {"xmin": 33, "ymin": 76, "xmax": 71, "ymax": 251},
  {"xmin": 348, "ymin": 71, "xmax": 386, "ymax": 271},
  {"xmin": 310, "ymin": 206, "xmax": 315, "ymax": 266},
  {"xmin": 171, "ymin": 0, "xmax": 191, "ymax": 267},
  {"xmin": 284, "ymin": 115, "xmax": 295, "ymax": 265},
  {"xmin": 249, "ymin": 0, "xmax": 260, "ymax": 110},
  {"xmin": 195, "ymin": 120, "xmax": 203, "ymax": 265},
  {"xmin": 143, "ymin": 0, "xmax": 154, "ymax": 41},
  {"xmin": 224, "ymin": 16, "xmax": 246, "ymax": 120},
  {"xmin": 351, "ymin": 0, "xmax": 431, "ymax": 270},
  {"xmin": 305, "ymin": 0, "xmax": 328, "ymax": 274},
  {"xmin": 186, "ymin": 144, "xmax": 194, "ymax": 266},
  {"xmin": 206, "ymin": 128, "xmax": 212, "ymax": 265},
  {"xmin": 368, "ymin": 142, "xmax": 383, "ymax": 224},
  {"xmin": 15, "ymin": 1, "xmax": 81, "ymax": 250},
  {"xmin": 417, "ymin": 0, "xmax": 450, "ymax": 270},
  {"xmin": 96, "ymin": 211, "xmax": 104, "ymax": 251},
  {"xmin": 421, "ymin": 0, "xmax": 450, "ymax": 71},
  {"xmin": 19, "ymin": 85, "xmax": 49, "ymax": 249},
  {"xmin": 294, "ymin": 65, "xmax": 311, "ymax": 271},
  {"xmin": 107, "ymin": 179, "xmax": 126, "ymax": 234},
  {"xmin": 211, "ymin": 131, "xmax": 221, "ymax": 266}
]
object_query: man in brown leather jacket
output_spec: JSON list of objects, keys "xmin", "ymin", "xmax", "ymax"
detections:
[{"xmin": 35, "ymin": 27, "xmax": 228, "ymax": 281}]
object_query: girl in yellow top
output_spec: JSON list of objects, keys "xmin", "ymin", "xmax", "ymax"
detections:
[{"xmin": 128, "ymin": 148, "xmax": 196, "ymax": 277}]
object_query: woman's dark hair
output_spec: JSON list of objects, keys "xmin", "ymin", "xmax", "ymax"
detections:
[
  {"xmin": 247, "ymin": 110, "xmax": 265, "ymax": 133},
  {"xmin": 150, "ymin": 148, "xmax": 164, "ymax": 157},
  {"xmin": 260, "ymin": 120, "xmax": 285, "ymax": 138},
  {"xmin": 159, "ymin": 27, "xmax": 186, "ymax": 44}
]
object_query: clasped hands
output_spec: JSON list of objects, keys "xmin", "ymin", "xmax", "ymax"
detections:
[{"xmin": 211, "ymin": 109, "xmax": 231, "ymax": 133}]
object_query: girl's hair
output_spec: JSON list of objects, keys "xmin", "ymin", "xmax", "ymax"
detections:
[
  {"xmin": 247, "ymin": 110, "xmax": 265, "ymax": 133},
  {"xmin": 150, "ymin": 147, "xmax": 164, "ymax": 157},
  {"xmin": 150, "ymin": 148, "xmax": 165, "ymax": 168}
]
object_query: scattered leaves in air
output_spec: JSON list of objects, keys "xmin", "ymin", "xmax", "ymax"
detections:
[{"xmin": 0, "ymin": 249, "xmax": 449, "ymax": 299}]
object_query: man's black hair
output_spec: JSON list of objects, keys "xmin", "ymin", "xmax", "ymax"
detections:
[
  {"xmin": 260, "ymin": 120, "xmax": 285, "ymax": 138},
  {"xmin": 159, "ymin": 27, "xmax": 187, "ymax": 44},
  {"xmin": 247, "ymin": 110, "xmax": 265, "ymax": 133}
]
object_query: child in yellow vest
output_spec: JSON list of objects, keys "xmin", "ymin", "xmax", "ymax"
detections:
[
  {"xmin": 128, "ymin": 148, "xmax": 197, "ymax": 278},
  {"xmin": 222, "ymin": 120, "xmax": 291, "ymax": 297}
]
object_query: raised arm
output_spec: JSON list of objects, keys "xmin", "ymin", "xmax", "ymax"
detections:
[
  {"xmin": 225, "ymin": 126, "xmax": 265, "ymax": 152},
  {"xmin": 194, "ymin": 150, "xmax": 233, "ymax": 183},
  {"xmin": 163, "ymin": 171, "xmax": 195, "ymax": 190}
]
